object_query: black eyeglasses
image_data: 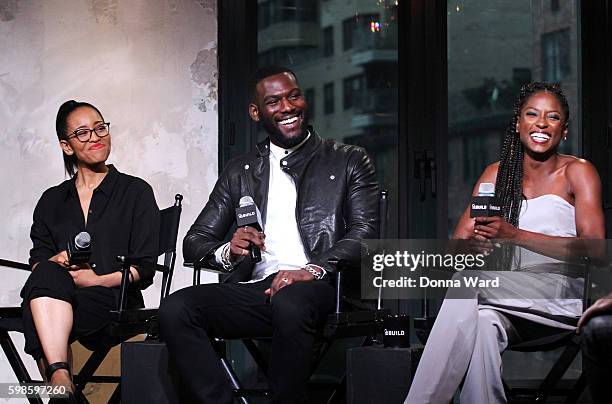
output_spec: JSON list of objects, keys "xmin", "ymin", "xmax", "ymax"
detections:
[{"xmin": 67, "ymin": 122, "xmax": 111, "ymax": 142}]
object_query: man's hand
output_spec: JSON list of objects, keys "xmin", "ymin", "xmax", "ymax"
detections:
[
  {"xmin": 229, "ymin": 226, "xmax": 266, "ymax": 260},
  {"xmin": 473, "ymin": 216, "xmax": 518, "ymax": 240},
  {"xmin": 577, "ymin": 296, "xmax": 612, "ymax": 333},
  {"xmin": 69, "ymin": 269, "xmax": 103, "ymax": 288},
  {"xmin": 265, "ymin": 269, "xmax": 315, "ymax": 298}
]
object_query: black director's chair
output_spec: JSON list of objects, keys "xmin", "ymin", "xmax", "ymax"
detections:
[
  {"xmin": 411, "ymin": 244, "xmax": 604, "ymax": 403},
  {"xmin": 185, "ymin": 190, "xmax": 390, "ymax": 403},
  {"xmin": 502, "ymin": 252, "xmax": 602, "ymax": 404},
  {"xmin": 0, "ymin": 193, "xmax": 183, "ymax": 404},
  {"xmin": 417, "ymin": 244, "xmax": 601, "ymax": 403},
  {"xmin": 0, "ymin": 260, "xmax": 43, "ymax": 404},
  {"xmin": 504, "ymin": 240, "xmax": 610, "ymax": 404}
]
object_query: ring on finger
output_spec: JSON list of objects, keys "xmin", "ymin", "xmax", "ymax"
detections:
[{"xmin": 281, "ymin": 277, "xmax": 289, "ymax": 284}]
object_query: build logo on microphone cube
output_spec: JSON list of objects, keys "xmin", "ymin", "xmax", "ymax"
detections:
[
  {"xmin": 469, "ymin": 195, "xmax": 501, "ymax": 218},
  {"xmin": 236, "ymin": 205, "xmax": 262, "ymax": 230}
]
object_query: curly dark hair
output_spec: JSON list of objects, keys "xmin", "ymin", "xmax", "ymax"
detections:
[{"xmin": 494, "ymin": 82, "xmax": 570, "ymax": 227}]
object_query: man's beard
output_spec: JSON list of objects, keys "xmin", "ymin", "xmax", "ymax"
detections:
[{"xmin": 262, "ymin": 113, "xmax": 310, "ymax": 149}]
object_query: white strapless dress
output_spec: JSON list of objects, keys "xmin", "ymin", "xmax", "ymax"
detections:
[
  {"xmin": 405, "ymin": 194, "xmax": 582, "ymax": 404},
  {"xmin": 481, "ymin": 194, "xmax": 582, "ymax": 328}
]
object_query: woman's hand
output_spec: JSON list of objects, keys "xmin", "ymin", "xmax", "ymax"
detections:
[
  {"xmin": 69, "ymin": 269, "xmax": 103, "ymax": 288},
  {"xmin": 48, "ymin": 250, "xmax": 89, "ymax": 271},
  {"xmin": 473, "ymin": 216, "xmax": 519, "ymax": 240},
  {"xmin": 467, "ymin": 237, "xmax": 494, "ymax": 255},
  {"xmin": 48, "ymin": 251, "xmax": 72, "ymax": 268}
]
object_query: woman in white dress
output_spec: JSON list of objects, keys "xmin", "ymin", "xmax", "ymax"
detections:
[{"xmin": 405, "ymin": 82, "xmax": 605, "ymax": 404}]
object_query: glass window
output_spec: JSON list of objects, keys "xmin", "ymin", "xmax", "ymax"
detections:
[
  {"xmin": 323, "ymin": 26, "xmax": 334, "ymax": 57},
  {"xmin": 279, "ymin": 0, "xmax": 296, "ymax": 22},
  {"xmin": 268, "ymin": 0, "xmax": 319, "ymax": 23},
  {"xmin": 305, "ymin": 87, "xmax": 315, "ymax": 118},
  {"xmin": 324, "ymin": 82, "xmax": 335, "ymax": 114},
  {"xmin": 447, "ymin": 0, "xmax": 580, "ymax": 233},
  {"xmin": 551, "ymin": 0, "xmax": 560, "ymax": 12},
  {"xmin": 342, "ymin": 18, "xmax": 354, "ymax": 50},
  {"xmin": 343, "ymin": 74, "xmax": 366, "ymax": 110},
  {"xmin": 257, "ymin": 46, "xmax": 319, "ymax": 67},
  {"xmin": 542, "ymin": 29, "xmax": 571, "ymax": 82},
  {"xmin": 297, "ymin": 0, "xmax": 318, "ymax": 22},
  {"xmin": 259, "ymin": 1, "xmax": 271, "ymax": 29},
  {"xmin": 343, "ymin": 13, "xmax": 379, "ymax": 51}
]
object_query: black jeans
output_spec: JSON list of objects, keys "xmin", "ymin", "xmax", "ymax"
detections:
[
  {"xmin": 581, "ymin": 313, "xmax": 612, "ymax": 404},
  {"xmin": 159, "ymin": 275, "xmax": 335, "ymax": 404}
]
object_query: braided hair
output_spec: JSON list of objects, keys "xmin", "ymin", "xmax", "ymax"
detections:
[{"xmin": 494, "ymin": 82, "xmax": 570, "ymax": 226}]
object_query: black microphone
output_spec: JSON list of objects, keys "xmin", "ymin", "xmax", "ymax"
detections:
[
  {"xmin": 67, "ymin": 231, "xmax": 92, "ymax": 265},
  {"xmin": 470, "ymin": 183, "xmax": 501, "ymax": 218},
  {"xmin": 235, "ymin": 196, "xmax": 263, "ymax": 263}
]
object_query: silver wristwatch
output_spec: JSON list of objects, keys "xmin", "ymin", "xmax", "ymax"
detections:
[{"xmin": 304, "ymin": 264, "xmax": 326, "ymax": 280}]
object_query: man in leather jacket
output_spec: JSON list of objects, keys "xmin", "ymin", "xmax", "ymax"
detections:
[{"xmin": 159, "ymin": 66, "xmax": 379, "ymax": 403}]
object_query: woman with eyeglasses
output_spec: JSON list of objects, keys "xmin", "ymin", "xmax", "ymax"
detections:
[{"xmin": 20, "ymin": 100, "xmax": 159, "ymax": 403}]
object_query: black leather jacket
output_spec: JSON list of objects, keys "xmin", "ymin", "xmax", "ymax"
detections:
[{"xmin": 183, "ymin": 130, "xmax": 379, "ymax": 280}]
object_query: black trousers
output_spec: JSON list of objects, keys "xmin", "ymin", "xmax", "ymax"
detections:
[
  {"xmin": 20, "ymin": 261, "xmax": 121, "ymax": 360},
  {"xmin": 159, "ymin": 275, "xmax": 335, "ymax": 404},
  {"xmin": 581, "ymin": 313, "xmax": 612, "ymax": 404}
]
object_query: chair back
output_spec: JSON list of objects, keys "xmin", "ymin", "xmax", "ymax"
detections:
[
  {"xmin": 333, "ymin": 188, "xmax": 388, "ymax": 313},
  {"xmin": 376, "ymin": 189, "xmax": 388, "ymax": 310},
  {"xmin": 117, "ymin": 193, "xmax": 183, "ymax": 311},
  {"xmin": 158, "ymin": 194, "xmax": 183, "ymax": 301}
]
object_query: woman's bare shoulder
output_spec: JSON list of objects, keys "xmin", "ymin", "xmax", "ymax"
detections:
[
  {"xmin": 561, "ymin": 155, "xmax": 598, "ymax": 176},
  {"xmin": 560, "ymin": 155, "xmax": 601, "ymax": 193}
]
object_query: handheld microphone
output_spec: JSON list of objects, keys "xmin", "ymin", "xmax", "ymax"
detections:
[
  {"xmin": 236, "ymin": 196, "xmax": 263, "ymax": 263},
  {"xmin": 470, "ymin": 183, "xmax": 501, "ymax": 218},
  {"xmin": 67, "ymin": 231, "xmax": 91, "ymax": 265}
]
